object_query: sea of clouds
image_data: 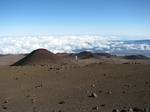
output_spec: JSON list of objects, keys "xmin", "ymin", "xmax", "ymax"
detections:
[{"xmin": 0, "ymin": 35, "xmax": 150, "ymax": 55}]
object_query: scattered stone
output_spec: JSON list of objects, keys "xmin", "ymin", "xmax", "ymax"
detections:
[
  {"xmin": 112, "ymin": 109, "xmax": 120, "ymax": 112},
  {"xmin": 120, "ymin": 109, "xmax": 127, "ymax": 112},
  {"xmin": 40, "ymin": 64, "xmax": 45, "ymax": 67},
  {"xmin": 15, "ymin": 77, "xmax": 19, "ymax": 80},
  {"xmin": 122, "ymin": 91, "xmax": 126, "ymax": 94},
  {"xmin": 123, "ymin": 106, "xmax": 127, "ymax": 109},
  {"xmin": 35, "ymin": 84, "xmax": 43, "ymax": 88},
  {"xmin": 49, "ymin": 67, "xmax": 53, "ymax": 70},
  {"xmin": 91, "ymin": 84, "xmax": 95, "ymax": 87},
  {"xmin": 124, "ymin": 84, "xmax": 130, "ymax": 88},
  {"xmin": 100, "ymin": 104, "xmax": 105, "ymax": 107},
  {"xmin": 30, "ymin": 98, "xmax": 36, "ymax": 104},
  {"xmin": 99, "ymin": 90, "xmax": 102, "ymax": 93},
  {"xmin": 144, "ymin": 108, "xmax": 149, "ymax": 112},
  {"xmin": 2, "ymin": 106, "xmax": 7, "ymax": 110},
  {"xmin": 103, "ymin": 74, "xmax": 106, "ymax": 76},
  {"xmin": 3, "ymin": 100, "xmax": 8, "ymax": 104},
  {"xmin": 58, "ymin": 101, "xmax": 65, "ymax": 104},
  {"xmin": 26, "ymin": 95, "xmax": 31, "ymax": 98},
  {"xmin": 58, "ymin": 110, "xmax": 62, "ymax": 112},
  {"xmin": 123, "ymin": 62, "xmax": 130, "ymax": 64},
  {"xmin": 133, "ymin": 107, "xmax": 144, "ymax": 112},
  {"xmin": 145, "ymin": 81, "xmax": 149, "ymax": 85},
  {"xmin": 88, "ymin": 92, "xmax": 98, "ymax": 98},
  {"xmin": 92, "ymin": 106, "xmax": 98, "ymax": 110},
  {"xmin": 128, "ymin": 108, "xmax": 133, "ymax": 112},
  {"xmin": 106, "ymin": 90, "xmax": 112, "ymax": 94}
]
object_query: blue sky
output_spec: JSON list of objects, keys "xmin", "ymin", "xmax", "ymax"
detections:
[{"xmin": 0, "ymin": 0, "xmax": 150, "ymax": 36}]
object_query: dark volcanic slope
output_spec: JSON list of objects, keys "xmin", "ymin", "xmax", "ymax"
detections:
[
  {"xmin": 94, "ymin": 53, "xmax": 113, "ymax": 58},
  {"xmin": 123, "ymin": 55, "xmax": 149, "ymax": 60},
  {"xmin": 76, "ymin": 51, "xmax": 94, "ymax": 59},
  {"xmin": 76, "ymin": 51, "xmax": 113, "ymax": 59},
  {"xmin": 12, "ymin": 49, "xmax": 60, "ymax": 66}
]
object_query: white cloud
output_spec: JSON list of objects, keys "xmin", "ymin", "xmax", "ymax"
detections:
[{"xmin": 0, "ymin": 35, "xmax": 150, "ymax": 54}]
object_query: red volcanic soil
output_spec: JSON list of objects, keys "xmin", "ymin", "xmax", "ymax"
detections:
[{"xmin": 12, "ymin": 49, "xmax": 61, "ymax": 66}]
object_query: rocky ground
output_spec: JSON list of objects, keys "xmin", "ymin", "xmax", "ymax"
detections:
[
  {"xmin": 0, "ymin": 63, "xmax": 150, "ymax": 112},
  {"xmin": 0, "ymin": 53, "xmax": 150, "ymax": 112}
]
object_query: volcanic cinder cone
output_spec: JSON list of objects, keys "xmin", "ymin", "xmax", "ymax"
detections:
[{"xmin": 12, "ymin": 49, "xmax": 60, "ymax": 66}]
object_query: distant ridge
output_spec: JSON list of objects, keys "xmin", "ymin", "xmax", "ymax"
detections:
[
  {"xmin": 76, "ymin": 51, "xmax": 113, "ymax": 59},
  {"xmin": 123, "ymin": 55, "xmax": 149, "ymax": 60},
  {"xmin": 76, "ymin": 51, "xmax": 94, "ymax": 59},
  {"xmin": 94, "ymin": 53, "xmax": 113, "ymax": 58},
  {"xmin": 11, "ymin": 48, "xmax": 149, "ymax": 66},
  {"xmin": 12, "ymin": 49, "xmax": 60, "ymax": 66}
]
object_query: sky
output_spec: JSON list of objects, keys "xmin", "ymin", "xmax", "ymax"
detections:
[{"xmin": 0, "ymin": 0, "xmax": 150, "ymax": 37}]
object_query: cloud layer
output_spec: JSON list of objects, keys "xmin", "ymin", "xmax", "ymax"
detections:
[{"xmin": 0, "ymin": 35, "xmax": 150, "ymax": 55}]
